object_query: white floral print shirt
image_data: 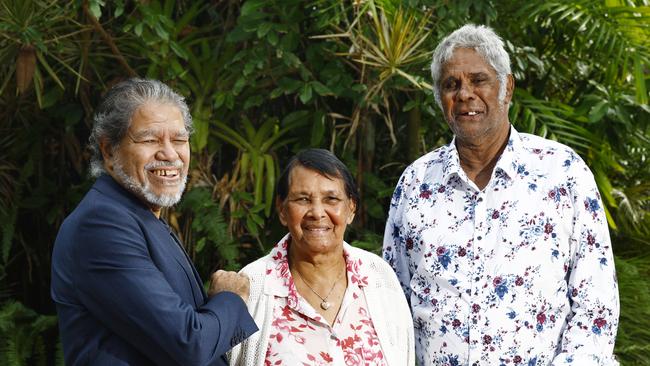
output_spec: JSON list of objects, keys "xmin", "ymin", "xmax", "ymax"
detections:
[
  {"xmin": 264, "ymin": 237, "xmax": 388, "ymax": 365},
  {"xmin": 382, "ymin": 126, "xmax": 619, "ymax": 366}
]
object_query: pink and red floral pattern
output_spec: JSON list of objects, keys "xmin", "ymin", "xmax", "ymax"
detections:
[{"xmin": 264, "ymin": 237, "xmax": 387, "ymax": 365}]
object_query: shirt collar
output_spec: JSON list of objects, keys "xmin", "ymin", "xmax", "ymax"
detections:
[
  {"xmin": 441, "ymin": 125, "xmax": 522, "ymax": 184},
  {"xmin": 495, "ymin": 125, "xmax": 522, "ymax": 181},
  {"xmin": 264, "ymin": 234, "xmax": 368, "ymax": 298},
  {"xmin": 440, "ymin": 138, "xmax": 463, "ymax": 184}
]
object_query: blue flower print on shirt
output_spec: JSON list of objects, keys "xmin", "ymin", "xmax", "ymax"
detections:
[
  {"xmin": 547, "ymin": 186, "xmax": 568, "ymax": 203},
  {"xmin": 382, "ymin": 128, "xmax": 619, "ymax": 365},
  {"xmin": 392, "ymin": 185, "xmax": 402, "ymax": 204},
  {"xmin": 517, "ymin": 164, "xmax": 530, "ymax": 177},
  {"xmin": 436, "ymin": 246, "xmax": 451, "ymax": 269},
  {"xmin": 448, "ymin": 355, "xmax": 460, "ymax": 366},
  {"xmin": 585, "ymin": 197, "xmax": 600, "ymax": 214},
  {"xmin": 419, "ymin": 183, "xmax": 433, "ymax": 199},
  {"xmin": 592, "ymin": 318, "xmax": 608, "ymax": 335},
  {"xmin": 493, "ymin": 277, "xmax": 508, "ymax": 300},
  {"xmin": 600, "ymin": 257, "xmax": 608, "ymax": 268}
]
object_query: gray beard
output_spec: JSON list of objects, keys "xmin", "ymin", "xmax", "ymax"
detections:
[{"xmin": 112, "ymin": 160, "xmax": 187, "ymax": 208}]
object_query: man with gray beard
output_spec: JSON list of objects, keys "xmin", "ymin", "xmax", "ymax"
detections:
[{"xmin": 51, "ymin": 78, "xmax": 257, "ymax": 366}]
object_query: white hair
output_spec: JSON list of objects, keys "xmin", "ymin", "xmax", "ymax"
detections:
[{"xmin": 430, "ymin": 24, "xmax": 511, "ymax": 109}]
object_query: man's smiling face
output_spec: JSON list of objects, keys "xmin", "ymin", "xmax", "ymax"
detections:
[
  {"xmin": 439, "ymin": 47, "xmax": 513, "ymax": 143},
  {"xmin": 103, "ymin": 102, "xmax": 190, "ymax": 214}
]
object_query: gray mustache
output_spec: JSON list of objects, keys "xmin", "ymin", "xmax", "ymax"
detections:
[{"xmin": 144, "ymin": 160, "xmax": 183, "ymax": 170}]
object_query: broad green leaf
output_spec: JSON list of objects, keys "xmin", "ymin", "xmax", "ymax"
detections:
[
  {"xmin": 269, "ymin": 87, "xmax": 284, "ymax": 99},
  {"xmin": 281, "ymin": 51, "xmax": 301, "ymax": 68},
  {"xmin": 588, "ymin": 100, "xmax": 609, "ymax": 123},
  {"xmin": 634, "ymin": 55, "xmax": 648, "ymax": 105},
  {"xmin": 299, "ymin": 83, "xmax": 312, "ymax": 104},
  {"xmin": 267, "ymin": 31, "xmax": 279, "ymax": 46},
  {"xmin": 311, "ymin": 81, "xmax": 332, "ymax": 96},
  {"xmin": 310, "ymin": 111, "xmax": 325, "ymax": 146},
  {"xmin": 191, "ymin": 117, "xmax": 209, "ymax": 151},
  {"xmin": 154, "ymin": 22, "xmax": 170, "ymax": 41},
  {"xmin": 240, "ymin": 0, "xmax": 266, "ymax": 17},
  {"xmin": 264, "ymin": 154, "xmax": 275, "ymax": 217},
  {"xmin": 170, "ymin": 41, "xmax": 189, "ymax": 60},
  {"xmin": 89, "ymin": 1, "xmax": 102, "ymax": 19},
  {"xmin": 257, "ymin": 23, "xmax": 272, "ymax": 38},
  {"xmin": 135, "ymin": 23, "xmax": 143, "ymax": 36},
  {"xmin": 402, "ymin": 100, "xmax": 418, "ymax": 112},
  {"xmin": 214, "ymin": 92, "xmax": 226, "ymax": 108},
  {"xmin": 243, "ymin": 95, "xmax": 263, "ymax": 110},
  {"xmin": 277, "ymin": 78, "xmax": 302, "ymax": 94},
  {"xmin": 195, "ymin": 238, "xmax": 206, "ymax": 253},
  {"xmin": 282, "ymin": 110, "xmax": 310, "ymax": 125},
  {"xmin": 246, "ymin": 216, "xmax": 259, "ymax": 236},
  {"xmin": 253, "ymin": 157, "xmax": 265, "ymax": 206}
]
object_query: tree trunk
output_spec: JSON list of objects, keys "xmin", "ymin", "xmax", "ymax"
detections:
[
  {"xmin": 407, "ymin": 94, "xmax": 421, "ymax": 162},
  {"xmin": 356, "ymin": 113, "xmax": 375, "ymax": 228}
]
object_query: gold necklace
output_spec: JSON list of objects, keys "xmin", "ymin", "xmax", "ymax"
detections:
[{"xmin": 293, "ymin": 265, "xmax": 345, "ymax": 310}]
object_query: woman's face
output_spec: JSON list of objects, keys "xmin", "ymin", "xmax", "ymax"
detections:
[{"xmin": 278, "ymin": 165, "xmax": 356, "ymax": 256}]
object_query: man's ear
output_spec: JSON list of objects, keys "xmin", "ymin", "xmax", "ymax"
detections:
[
  {"xmin": 505, "ymin": 74, "xmax": 515, "ymax": 104},
  {"xmin": 99, "ymin": 139, "xmax": 115, "ymax": 172},
  {"xmin": 276, "ymin": 197, "xmax": 287, "ymax": 226}
]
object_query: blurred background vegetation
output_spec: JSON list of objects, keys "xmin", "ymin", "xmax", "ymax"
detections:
[{"xmin": 0, "ymin": 0, "xmax": 648, "ymax": 364}]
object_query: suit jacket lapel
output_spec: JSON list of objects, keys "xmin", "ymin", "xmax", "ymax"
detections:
[
  {"xmin": 94, "ymin": 175, "xmax": 207, "ymax": 307},
  {"xmin": 168, "ymin": 229, "xmax": 207, "ymax": 307}
]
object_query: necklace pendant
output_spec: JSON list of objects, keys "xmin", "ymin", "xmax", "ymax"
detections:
[{"xmin": 320, "ymin": 301, "xmax": 331, "ymax": 310}]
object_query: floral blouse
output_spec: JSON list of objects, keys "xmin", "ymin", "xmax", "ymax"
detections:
[
  {"xmin": 263, "ymin": 237, "xmax": 388, "ymax": 366},
  {"xmin": 383, "ymin": 127, "xmax": 619, "ymax": 365}
]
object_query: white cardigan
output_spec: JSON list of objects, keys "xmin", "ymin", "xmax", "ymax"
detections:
[{"xmin": 229, "ymin": 241, "xmax": 415, "ymax": 366}]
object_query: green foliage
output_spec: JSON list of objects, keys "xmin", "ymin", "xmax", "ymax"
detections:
[
  {"xmin": 0, "ymin": 0, "xmax": 84, "ymax": 102},
  {"xmin": 177, "ymin": 187, "xmax": 239, "ymax": 271},
  {"xmin": 500, "ymin": 0, "xmax": 650, "ymax": 240},
  {"xmin": 614, "ymin": 256, "xmax": 650, "ymax": 364},
  {"xmin": 212, "ymin": 114, "xmax": 305, "ymax": 218},
  {"xmin": 0, "ymin": 0, "xmax": 648, "ymax": 363},
  {"xmin": 349, "ymin": 230, "xmax": 384, "ymax": 255},
  {"xmin": 0, "ymin": 301, "xmax": 60, "ymax": 366}
]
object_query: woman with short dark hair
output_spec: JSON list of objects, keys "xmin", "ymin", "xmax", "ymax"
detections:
[{"xmin": 229, "ymin": 148, "xmax": 414, "ymax": 365}]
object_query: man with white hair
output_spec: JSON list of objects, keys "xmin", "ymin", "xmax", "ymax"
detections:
[
  {"xmin": 51, "ymin": 78, "xmax": 257, "ymax": 365},
  {"xmin": 383, "ymin": 25, "xmax": 619, "ymax": 365}
]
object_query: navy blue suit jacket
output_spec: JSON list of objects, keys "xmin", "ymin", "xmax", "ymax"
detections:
[{"xmin": 51, "ymin": 175, "xmax": 257, "ymax": 365}]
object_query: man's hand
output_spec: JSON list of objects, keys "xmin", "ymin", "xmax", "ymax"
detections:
[{"xmin": 208, "ymin": 270, "xmax": 250, "ymax": 303}]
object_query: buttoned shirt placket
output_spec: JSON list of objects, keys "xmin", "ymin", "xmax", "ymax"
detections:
[{"xmin": 454, "ymin": 168, "xmax": 490, "ymax": 366}]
